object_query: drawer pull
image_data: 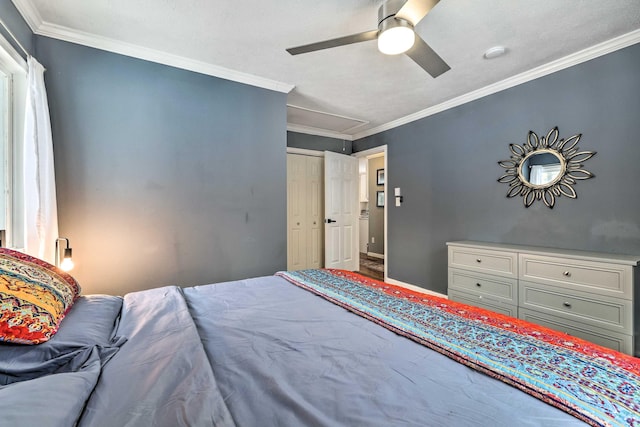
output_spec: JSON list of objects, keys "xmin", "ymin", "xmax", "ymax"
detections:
[
  {"xmin": 563, "ymin": 271, "xmax": 571, "ymax": 277},
  {"xmin": 562, "ymin": 302, "xmax": 572, "ymax": 308},
  {"xmin": 476, "ymin": 283, "xmax": 482, "ymax": 287},
  {"xmin": 476, "ymin": 258, "xmax": 482, "ymax": 263}
]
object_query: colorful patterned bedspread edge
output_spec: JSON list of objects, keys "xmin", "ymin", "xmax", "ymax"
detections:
[{"xmin": 276, "ymin": 269, "xmax": 640, "ymax": 427}]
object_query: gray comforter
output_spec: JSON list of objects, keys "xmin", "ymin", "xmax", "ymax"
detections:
[{"xmin": 0, "ymin": 275, "xmax": 586, "ymax": 426}]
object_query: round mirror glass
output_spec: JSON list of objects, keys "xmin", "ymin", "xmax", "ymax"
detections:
[{"xmin": 518, "ymin": 150, "xmax": 564, "ymax": 187}]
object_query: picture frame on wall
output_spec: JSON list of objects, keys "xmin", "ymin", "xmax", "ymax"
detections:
[
  {"xmin": 376, "ymin": 191, "xmax": 384, "ymax": 207},
  {"xmin": 376, "ymin": 169, "xmax": 385, "ymax": 185}
]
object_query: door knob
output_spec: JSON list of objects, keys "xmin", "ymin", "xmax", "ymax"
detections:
[{"xmin": 326, "ymin": 219, "xmax": 336, "ymax": 223}]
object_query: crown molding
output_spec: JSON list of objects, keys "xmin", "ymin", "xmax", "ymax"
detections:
[
  {"xmin": 35, "ymin": 22, "xmax": 295, "ymax": 93},
  {"xmin": 12, "ymin": 0, "xmax": 640, "ymax": 138},
  {"xmin": 13, "ymin": 0, "xmax": 295, "ymax": 94},
  {"xmin": 352, "ymin": 29, "xmax": 640, "ymax": 140},
  {"xmin": 10, "ymin": 0, "xmax": 42, "ymax": 32},
  {"xmin": 287, "ymin": 124, "xmax": 354, "ymax": 141}
]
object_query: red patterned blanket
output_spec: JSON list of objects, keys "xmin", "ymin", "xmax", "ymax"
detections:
[{"xmin": 277, "ymin": 269, "xmax": 640, "ymax": 427}]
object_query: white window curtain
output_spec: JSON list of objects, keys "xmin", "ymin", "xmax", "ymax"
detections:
[
  {"xmin": 530, "ymin": 164, "xmax": 562, "ymax": 186},
  {"xmin": 23, "ymin": 56, "xmax": 58, "ymax": 263}
]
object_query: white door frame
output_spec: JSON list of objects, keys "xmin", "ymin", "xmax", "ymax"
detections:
[{"xmin": 353, "ymin": 145, "xmax": 388, "ymax": 281}]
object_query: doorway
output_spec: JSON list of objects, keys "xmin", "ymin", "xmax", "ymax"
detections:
[
  {"xmin": 286, "ymin": 146, "xmax": 387, "ymax": 278},
  {"xmin": 354, "ymin": 145, "xmax": 387, "ymax": 281}
]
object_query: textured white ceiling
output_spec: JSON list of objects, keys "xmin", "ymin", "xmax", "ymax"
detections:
[{"xmin": 12, "ymin": 0, "xmax": 640, "ymax": 139}]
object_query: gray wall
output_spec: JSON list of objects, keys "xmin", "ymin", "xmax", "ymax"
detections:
[
  {"xmin": 0, "ymin": 1, "xmax": 33, "ymax": 60},
  {"xmin": 287, "ymin": 131, "xmax": 352, "ymax": 154},
  {"xmin": 368, "ymin": 156, "xmax": 384, "ymax": 254},
  {"xmin": 354, "ymin": 43, "xmax": 640, "ymax": 295},
  {"xmin": 35, "ymin": 37, "xmax": 287, "ymax": 295}
]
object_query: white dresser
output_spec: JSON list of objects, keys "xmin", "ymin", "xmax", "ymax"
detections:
[{"xmin": 447, "ymin": 241, "xmax": 640, "ymax": 356}]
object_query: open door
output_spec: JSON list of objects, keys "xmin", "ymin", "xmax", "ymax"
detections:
[{"xmin": 324, "ymin": 151, "xmax": 359, "ymax": 270}]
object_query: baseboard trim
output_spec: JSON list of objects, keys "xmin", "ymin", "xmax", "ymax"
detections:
[
  {"xmin": 385, "ymin": 277, "xmax": 448, "ymax": 299},
  {"xmin": 367, "ymin": 252, "xmax": 384, "ymax": 260}
]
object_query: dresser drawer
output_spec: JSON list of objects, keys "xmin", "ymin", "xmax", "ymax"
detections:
[
  {"xmin": 519, "ymin": 308, "xmax": 633, "ymax": 355},
  {"xmin": 448, "ymin": 246, "xmax": 517, "ymax": 278},
  {"xmin": 448, "ymin": 289, "xmax": 518, "ymax": 317},
  {"xmin": 519, "ymin": 254, "xmax": 632, "ymax": 299},
  {"xmin": 448, "ymin": 269, "xmax": 517, "ymax": 305},
  {"xmin": 519, "ymin": 281, "xmax": 632, "ymax": 333},
  {"xmin": 448, "ymin": 240, "xmax": 639, "ymax": 356}
]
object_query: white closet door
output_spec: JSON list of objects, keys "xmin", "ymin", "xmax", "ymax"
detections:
[
  {"xmin": 287, "ymin": 155, "xmax": 306, "ymax": 270},
  {"xmin": 287, "ymin": 154, "xmax": 324, "ymax": 271}
]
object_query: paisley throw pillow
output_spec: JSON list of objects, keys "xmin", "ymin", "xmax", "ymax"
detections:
[{"xmin": 0, "ymin": 248, "xmax": 81, "ymax": 344}]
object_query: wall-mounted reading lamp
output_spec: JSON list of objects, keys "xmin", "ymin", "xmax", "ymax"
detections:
[{"xmin": 55, "ymin": 237, "xmax": 74, "ymax": 271}]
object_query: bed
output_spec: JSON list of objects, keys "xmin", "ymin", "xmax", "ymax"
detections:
[{"xmin": 0, "ymin": 250, "xmax": 638, "ymax": 427}]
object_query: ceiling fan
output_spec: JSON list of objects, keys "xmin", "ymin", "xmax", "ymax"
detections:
[{"xmin": 286, "ymin": 0, "xmax": 450, "ymax": 78}]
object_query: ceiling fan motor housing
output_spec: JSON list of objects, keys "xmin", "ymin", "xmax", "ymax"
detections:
[
  {"xmin": 378, "ymin": 0, "xmax": 409, "ymax": 26},
  {"xmin": 377, "ymin": 0, "xmax": 416, "ymax": 55}
]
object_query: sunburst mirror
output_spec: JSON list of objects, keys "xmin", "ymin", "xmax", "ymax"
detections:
[{"xmin": 497, "ymin": 127, "xmax": 596, "ymax": 209}]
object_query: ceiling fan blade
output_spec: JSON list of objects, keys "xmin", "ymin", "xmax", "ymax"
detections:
[
  {"xmin": 286, "ymin": 30, "xmax": 378, "ymax": 55},
  {"xmin": 405, "ymin": 35, "xmax": 450, "ymax": 78},
  {"xmin": 395, "ymin": 0, "xmax": 440, "ymax": 26}
]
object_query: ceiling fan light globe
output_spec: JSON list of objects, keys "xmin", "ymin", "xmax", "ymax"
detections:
[{"xmin": 378, "ymin": 26, "xmax": 415, "ymax": 55}]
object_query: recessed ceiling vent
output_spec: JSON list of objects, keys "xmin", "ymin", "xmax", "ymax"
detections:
[{"xmin": 287, "ymin": 105, "xmax": 368, "ymax": 134}]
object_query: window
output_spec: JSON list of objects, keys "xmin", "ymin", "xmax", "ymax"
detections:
[
  {"xmin": 529, "ymin": 164, "xmax": 562, "ymax": 186},
  {"xmin": 0, "ymin": 33, "xmax": 27, "ymax": 248},
  {"xmin": 0, "ymin": 67, "xmax": 8, "ymax": 234}
]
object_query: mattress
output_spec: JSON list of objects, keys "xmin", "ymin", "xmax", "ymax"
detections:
[{"xmin": 2, "ymin": 270, "xmax": 637, "ymax": 426}]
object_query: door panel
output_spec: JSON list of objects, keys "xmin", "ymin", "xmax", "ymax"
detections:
[
  {"xmin": 289, "ymin": 228, "xmax": 303, "ymax": 269},
  {"xmin": 307, "ymin": 157, "xmax": 323, "ymax": 268},
  {"xmin": 327, "ymin": 226, "xmax": 341, "ymax": 265},
  {"xmin": 287, "ymin": 155, "xmax": 305, "ymax": 270},
  {"xmin": 309, "ymin": 227, "xmax": 321, "ymax": 268},
  {"xmin": 343, "ymin": 224, "xmax": 354, "ymax": 263}
]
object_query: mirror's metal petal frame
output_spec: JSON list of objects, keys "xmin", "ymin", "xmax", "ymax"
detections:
[{"xmin": 497, "ymin": 127, "xmax": 596, "ymax": 208}]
